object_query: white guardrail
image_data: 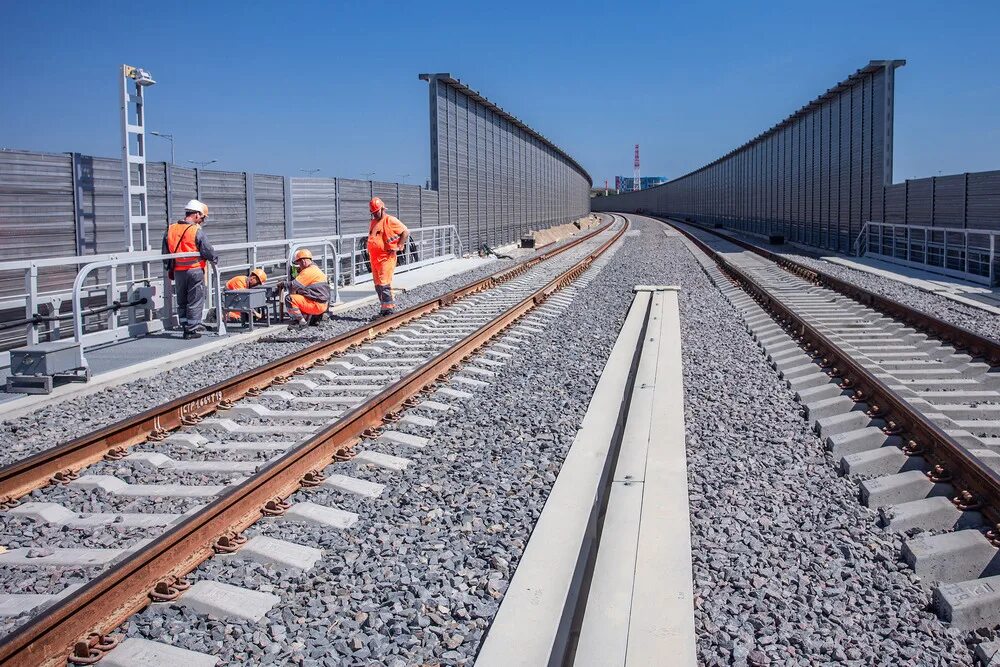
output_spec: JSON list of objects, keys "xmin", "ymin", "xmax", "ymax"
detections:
[
  {"xmin": 855, "ymin": 221, "xmax": 998, "ymax": 286},
  {"xmin": 0, "ymin": 224, "xmax": 463, "ymax": 370}
]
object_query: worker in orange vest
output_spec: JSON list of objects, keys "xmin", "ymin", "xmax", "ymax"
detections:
[
  {"xmin": 367, "ymin": 197, "xmax": 409, "ymax": 317},
  {"xmin": 162, "ymin": 199, "xmax": 219, "ymax": 339},
  {"xmin": 276, "ymin": 249, "xmax": 330, "ymax": 327},
  {"xmin": 225, "ymin": 268, "xmax": 267, "ymax": 322}
]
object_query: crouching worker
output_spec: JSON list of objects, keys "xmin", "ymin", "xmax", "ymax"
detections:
[
  {"xmin": 277, "ymin": 249, "xmax": 330, "ymax": 328},
  {"xmin": 225, "ymin": 268, "xmax": 267, "ymax": 323}
]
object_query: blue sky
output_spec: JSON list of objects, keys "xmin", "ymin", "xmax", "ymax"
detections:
[{"xmin": 1, "ymin": 1, "xmax": 997, "ymax": 186}]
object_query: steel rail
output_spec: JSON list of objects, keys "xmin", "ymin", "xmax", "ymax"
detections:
[
  {"xmin": 660, "ymin": 217, "xmax": 1000, "ymax": 365},
  {"xmin": 0, "ymin": 217, "xmax": 627, "ymax": 667},
  {"xmin": 0, "ymin": 217, "xmax": 614, "ymax": 507},
  {"xmin": 659, "ymin": 216, "xmax": 1000, "ymax": 537}
]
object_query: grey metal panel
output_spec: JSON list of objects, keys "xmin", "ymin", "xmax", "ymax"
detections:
[
  {"xmin": 199, "ymin": 170, "xmax": 249, "ymax": 269},
  {"xmin": 254, "ymin": 174, "xmax": 286, "ymax": 262},
  {"xmin": 398, "ymin": 184, "xmax": 421, "ymax": 228},
  {"xmin": 372, "ymin": 181, "xmax": 399, "ymax": 219},
  {"xmin": 933, "ymin": 175, "xmax": 966, "ymax": 228},
  {"xmin": 169, "ymin": 166, "xmax": 197, "ymax": 226},
  {"xmin": 420, "ymin": 189, "xmax": 438, "ymax": 228},
  {"xmin": 907, "ymin": 178, "xmax": 933, "ymax": 228},
  {"xmin": 146, "ymin": 163, "xmax": 169, "ymax": 249},
  {"xmin": 592, "ymin": 61, "xmax": 903, "ymax": 254},
  {"xmin": 0, "ymin": 150, "xmax": 76, "ymax": 299},
  {"xmin": 967, "ymin": 171, "xmax": 1000, "ymax": 229},
  {"xmin": 884, "ymin": 183, "xmax": 906, "ymax": 224},
  {"xmin": 421, "ymin": 73, "xmax": 590, "ymax": 250},
  {"xmin": 78, "ymin": 156, "xmax": 127, "ymax": 254},
  {"xmin": 291, "ymin": 178, "xmax": 337, "ymax": 238},
  {"xmin": 338, "ymin": 178, "xmax": 372, "ymax": 237}
]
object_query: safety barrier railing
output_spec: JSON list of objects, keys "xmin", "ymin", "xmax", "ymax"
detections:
[
  {"xmin": 334, "ymin": 225, "xmax": 464, "ymax": 283},
  {"xmin": 857, "ymin": 221, "xmax": 998, "ymax": 286},
  {"xmin": 0, "ymin": 224, "xmax": 463, "ymax": 368}
]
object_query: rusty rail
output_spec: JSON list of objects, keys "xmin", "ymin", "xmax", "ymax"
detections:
[
  {"xmin": 0, "ymin": 218, "xmax": 627, "ymax": 667},
  {"xmin": 659, "ymin": 215, "xmax": 1000, "ymax": 541},
  {"xmin": 0, "ymin": 217, "xmax": 615, "ymax": 506}
]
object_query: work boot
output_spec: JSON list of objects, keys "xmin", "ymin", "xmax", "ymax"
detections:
[
  {"xmin": 288, "ymin": 318, "xmax": 307, "ymax": 329},
  {"xmin": 182, "ymin": 328, "xmax": 202, "ymax": 340}
]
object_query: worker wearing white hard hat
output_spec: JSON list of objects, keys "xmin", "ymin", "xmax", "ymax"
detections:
[{"xmin": 162, "ymin": 199, "xmax": 219, "ymax": 338}]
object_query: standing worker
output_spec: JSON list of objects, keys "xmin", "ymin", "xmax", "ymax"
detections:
[
  {"xmin": 163, "ymin": 199, "xmax": 218, "ymax": 339},
  {"xmin": 367, "ymin": 197, "xmax": 409, "ymax": 317},
  {"xmin": 277, "ymin": 249, "xmax": 330, "ymax": 327},
  {"xmin": 225, "ymin": 268, "xmax": 267, "ymax": 323}
]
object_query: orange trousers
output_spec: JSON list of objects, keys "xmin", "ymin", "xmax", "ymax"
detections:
[
  {"xmin": 286, "ymin": 293, "xmax": 328, "ymax": 318},
  {"xmin": 371, "ymin": 251, "xmax": 397, "ymax": 286}
]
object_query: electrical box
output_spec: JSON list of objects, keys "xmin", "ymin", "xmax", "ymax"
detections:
[
  {"xmin": 6, "ymin": 341, "xmax": 88, "ymax": 394},
  {"xmin": 224, "ymin": 288, "xmax": 268, "ymax": 312},
  {"xmin": 130, "ymin": 285, "xmax": 157, "ymax": 310}
]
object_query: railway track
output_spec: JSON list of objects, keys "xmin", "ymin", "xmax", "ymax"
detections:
[
  {"xmin": 0, "ymin": 215, "xmax": 626, "ymax": 666},
  {"xmin": 660, "ymin": 216, "xmax": 1000, "ymax": 635}
]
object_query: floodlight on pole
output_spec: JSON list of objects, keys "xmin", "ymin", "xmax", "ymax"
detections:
[
  {"xmin": 121, "ymin": 64, "xmax": 155, "ymax": 254},
  {"xmin": 362, "ymin": 171, "xmax": 376, "ymax": 181},
  {"xmin": 299, "ymin": 168, "xmax": 322, "ymax": 176},
  {"xmin": 187, "ymin": 159, "xmax": 217, "ymax": 169},
  {"xmin": 150, "ymin": 131, "xmax": 175, "ymax": 165},
  {"xmin": 395, "ymin": 174, "xmax": 410, "ymax": 184}
]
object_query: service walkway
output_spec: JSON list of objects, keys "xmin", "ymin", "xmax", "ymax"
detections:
[{"xmin": 0, "ymin": 254, "xmax": 500, "ymax": 418}]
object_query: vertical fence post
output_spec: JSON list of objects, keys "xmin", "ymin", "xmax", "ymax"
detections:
[
  {"xmin": 70, "ymin": 153, "xmax": 84, "ymax": 256},
  {"xmin": 246, "ymin": 173, "xmax": 257, "ymax": 242},
  {"xmin": 25, "ymin": 265, "xmax": 39, "ymax": 346},
  {"xmin": 283, "ymin": 176, "xmax": 294, "ymax": 240},
  {"xmin": 165, "ymin": 163, "xmax": 174, "ymax": 224}
]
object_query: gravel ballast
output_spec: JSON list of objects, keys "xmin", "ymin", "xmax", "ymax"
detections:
[
  {"xmin": 96, "ymin": 215, "xmax": 976, "ymax": 665},
  {"xmin": 3, "ymin": 215, "xmax": 983, "ymax": 664},
  {"xmin": 0, "ymin": 257, "xmax": 526, "ymax": 467}
]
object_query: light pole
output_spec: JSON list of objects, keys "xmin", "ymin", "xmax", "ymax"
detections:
[
  {"xmin": 300, "ymin": 168, "xmax": 321, "ymax": 176},
  {"xmin": 150, "ymin": 131, "xmax": 175, "ymax": 165},
  {"xmin": 187, "ymin": 159, "xmax": 217, "ymax": 169},
  {"xmin": 362, "ymin": 171, "xmax": 376, "ymax": 181},
  {"xmin": 395, "ymin": 173, "xmax": 410, "ymax": 184}
]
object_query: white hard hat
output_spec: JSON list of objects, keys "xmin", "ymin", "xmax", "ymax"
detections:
[{"xmin": 184, "ymin": 199, "xmax": 208, "ymax": 216}]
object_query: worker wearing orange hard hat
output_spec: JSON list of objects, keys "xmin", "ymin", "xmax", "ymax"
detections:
[
  {"xmin": 162, "ymin": 199, "xmax": 219, "ymax": 339},
  {"xmin": 225, "ymin": 268, "xmax": 267, "ymax": 322},
  {"xmin": 367, "ymin": 197, "xmax": 409, "ymax": 317},
  {"xmin": 276, "ymin": 249, "xmax": 330, "ymax": 328}
]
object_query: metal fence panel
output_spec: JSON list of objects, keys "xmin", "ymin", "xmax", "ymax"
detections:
[
  {"xmin": 398, "ymin": 185, "xmax": 421, "ymax": 228},
  {"xmin": 372, "ymin": 181, "xmax": 399, "ymax": 219},
  {"xmin": 592, "ymin": 60, "xmax": 903, "ymax": 255},
  {"xmin": 968, "ymin": 171, "xmax": 1000, "ymax": 229},
  {"xmin": 421, "ymin": 73, "xmax": 591, "ymax": 250},
  {"xmin": 254, "ymin": 174, "xmax": 286, "ymax": 262},
  {"xmin": 0, "ymin": 150, "xmax": 76, "ymax": 299},
  {"xmin": 290, "ymin": 177, "xmax": 337, "ymax": 239},
  {"xmin": 338, "ymin": 178, "xmax": 372, "ymax": 237}
]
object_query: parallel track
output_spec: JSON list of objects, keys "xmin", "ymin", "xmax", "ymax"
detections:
[
  {"xmin": 657, "ymin": 214, "xmax": 1000, "ymax": 629},
  {"xmin": 0, "ymin": 216, "xmax": 627, "ymax": 666}
]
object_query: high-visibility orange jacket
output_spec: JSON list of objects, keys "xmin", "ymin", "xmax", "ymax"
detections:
[
  {"xmin": 226, "ymin": 275, "xmax": 249, "ymax": 290},
  {"xmin": 367, "ymin": 214, "xmax": 408, "ymax": 286},
  {"xmin": 287, "ymin": 264, "xmax": 330, "ymax": 312},
  {"xmin": 162, "ymin": 221, "xmax": 218, "ymax": 272}
]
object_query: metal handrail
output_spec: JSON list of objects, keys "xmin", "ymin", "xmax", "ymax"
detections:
[
  {"xmin": 70, "ymin": 252, "xmax": 226, "ymax": 367},
  {"xmin": 857, "ymin": 221, "xmax": 998, "ymax": 286},
  {"xmin": 2, "ymin": 224, "xmax": 466, "ymax": 365}
]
